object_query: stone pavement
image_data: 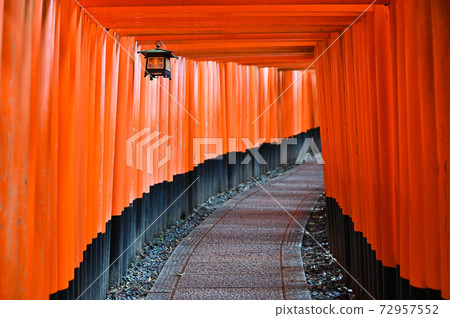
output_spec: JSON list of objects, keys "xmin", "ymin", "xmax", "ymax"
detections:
[{"xmin": 146, "ymin": 162, "xmax": 324, "ymax": 300}]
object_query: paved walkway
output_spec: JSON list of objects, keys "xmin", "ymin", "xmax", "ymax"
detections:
[{"xmin": 146, "ymin": 162, "xmax": 324, "ymax": 300}]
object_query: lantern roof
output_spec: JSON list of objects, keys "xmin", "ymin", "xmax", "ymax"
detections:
[{"xmin": 138, "ymin": 44, "xmax": 178, "ymax": 59}]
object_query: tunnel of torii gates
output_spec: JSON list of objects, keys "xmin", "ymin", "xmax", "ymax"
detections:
[{"xmin": 0, "ymin": 0, "xmax": 449, "ymax": 300}]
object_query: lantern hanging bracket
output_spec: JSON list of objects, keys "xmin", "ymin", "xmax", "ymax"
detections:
[{"xmin": 155, "ymin": 40, "xmax": 166, "ymax": 50}]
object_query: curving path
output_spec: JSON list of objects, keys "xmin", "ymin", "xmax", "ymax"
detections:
[{"xmin": 146, "ymin": 162, "xmax": 324, "ymax": 300}]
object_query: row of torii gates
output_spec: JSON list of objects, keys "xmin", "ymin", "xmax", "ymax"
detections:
[{"xmin": 0, "ymin": 0, "xmax": 449, "ymax": 300}]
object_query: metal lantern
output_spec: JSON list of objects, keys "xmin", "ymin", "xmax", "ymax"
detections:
[{"xmin": 138, "ymin": 41, "xmax": 178, "ymax": 80}]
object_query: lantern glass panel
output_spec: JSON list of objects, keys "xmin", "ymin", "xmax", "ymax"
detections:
[
  {"xmin": 148, "ymin": 57, "xmax": 164, "ymax": 69},
  {"xmin": 165, "ymin": 57, "xmax": 171, "ymax": 71}
]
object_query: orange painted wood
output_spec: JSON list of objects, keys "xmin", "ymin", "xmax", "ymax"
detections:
[
  {"xmin": 135, "ymin": 33, "xmax": 330, "ymax": 42},
  {"xmin": 431, "ymin": 0, "xmax": 450, "ymax": 299},
  {"xmin": 79, "ymin": 1, "xmax": 389, "ymax": 7},
  {"xmin": 87, "ymin": 4, "xmax": 375, "ymax": 15},
  {"xmin": 315, "ymin": 0, "xmax": 449, "ymax": 297}
]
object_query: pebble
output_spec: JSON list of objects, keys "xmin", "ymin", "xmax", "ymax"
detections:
[{"xmin": 302, "ymin": 194, "xmax": 356, "ymax": 300}]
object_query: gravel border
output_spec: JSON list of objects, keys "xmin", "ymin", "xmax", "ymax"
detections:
[
  {"xmin": 106, "ymin": 164, "xmax": 296, "ymax": 300},
  {"xmin": 301, "ymin": 194, "xmax": 356, "ymax": 300}
]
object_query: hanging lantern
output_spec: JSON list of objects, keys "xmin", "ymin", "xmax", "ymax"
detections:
[{"xmin": 138, "ymin": 41, "xmax": 179, "ymax": 80}]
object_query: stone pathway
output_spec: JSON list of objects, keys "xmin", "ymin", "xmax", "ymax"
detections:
[{"xmin": 146, "ymin": 162, "xmax": 324, "ymax": 300}]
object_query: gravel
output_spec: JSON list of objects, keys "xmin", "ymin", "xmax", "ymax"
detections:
[
  {"xmin": 302, "ymin": 194, "xmax": 356, "ymax": 300},
  {"xmin": 105, "ymin": 164, "xmax": 295, "ymax": 300}
]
